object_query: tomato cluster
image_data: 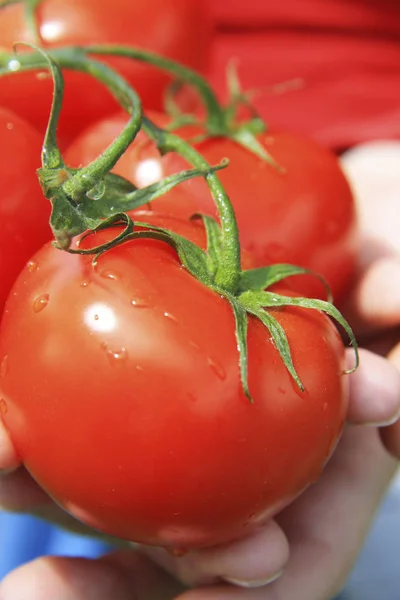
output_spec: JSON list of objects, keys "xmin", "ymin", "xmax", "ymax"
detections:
[{"xmin": 0, "ymin": 0, "xmax": 357, "ymax": 551}]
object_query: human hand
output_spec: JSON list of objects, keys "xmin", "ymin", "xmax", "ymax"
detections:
[
  {"xmin": 0, "ymin": 347, "xmax": 399, "ymax": 600},
  {"xmin": 340, "ymin": 140, "xmax": 400, "ymax": 458}
]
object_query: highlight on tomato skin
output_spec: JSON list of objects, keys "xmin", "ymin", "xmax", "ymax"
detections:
[
  {"xmin": 0, "ymin": 211, "xmax": 348, "ymax": 550},
  {"xmin": 0, "ymin": 0, "xmax": 213, "ymax": 147},
  {"xmin": 65, "ymin": 109, "xmax": 358, "ymax": 303}
]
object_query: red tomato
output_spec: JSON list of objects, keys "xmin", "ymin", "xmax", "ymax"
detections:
[
  {"xmin": 0, "ymin": 211, "xmax": 347, "ymax": 549},
  {"xmin": 0, "ymin": 106, "xmax": 51, "ymax": 313},
  {"xmin": 0, "ymin": 0, "xmax": 212, "ymax": 147},
  {"xmin": 66, "ymin": 111, "xmax": 357, "ymax": 301}
]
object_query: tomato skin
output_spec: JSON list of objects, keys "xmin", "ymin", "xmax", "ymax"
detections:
[
  {"xmin": 0, "ymin": 0, "xmax": 212, "ymax": 147},
  {"xmin": 0, "ymin": 212, "xmax": 347, "ymax": 549},
  {"xmin": 0, "ymin": 107, "xmax": 51, "ymax": 313},
  {"xmin": 66, "ymin": 111, "xmax": 357, "ymax": 301}
]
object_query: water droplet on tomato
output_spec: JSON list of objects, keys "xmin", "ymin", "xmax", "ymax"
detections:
[
  {"xmin": 323, "ymin": 402, "xmax": 328, "ymax": 411},
  {"xmin": 207, "ymin": 357, "xmax": 226, "ymax": 381},
  {"xmin": 36, "ymin": 70, "xmax": 51, "ymax": 80},
  {"xmin": 106, "ymin": 347, "xmax": 129, "ymax": 366},
  {"xmin": 80, "ymin": 281, "xmax": 89, "ymax": 288},
  {"xmin": 33, "ymin": 294, "xmax": 49, "ymax": 313},
  {"xmin": 6, "ymin": 122, "xmax": 13, "ymax": 131},
  {"xmin": 163, "ymin": 311, "xmax": 177, "ymax": 322},
  {"xmin": 0, "ymin": 356, "xmax": 8, "ymax": 378},
  {"xmin": 101, "ymin": 270, "xmax": 119, "ymax": 281},
  {"xmin": 27, "ymin": 261, "xmax": 38, "ymax": 273},
  {"xmin": 131, "ymin": 297, "xmax": 150, "ymax": 308},
  {"xmin": 0, "ymin": 399, "xmax": 8, "ymax": 415},
  {"xmin": 189, "ymin": 340, "xmax": 200, "ymax": 351}
]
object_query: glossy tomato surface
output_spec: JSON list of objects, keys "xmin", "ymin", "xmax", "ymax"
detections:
[
  {"xmin": 0, "ymin": 0, "xmax": 212, "ymax": 147},
  {"xmin": 0, "ymin": 211, "xmax": 347, "ymax": 549},
  {"xmin": 66, "ymin": 111, "xmax": 357, "ymax": 301},
  {"xmin": 0, "ymin": 107, "xmax": 51, "ymax": 312}
]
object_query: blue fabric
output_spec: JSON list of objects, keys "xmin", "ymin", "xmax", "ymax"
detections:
[{"xmin": 0, "ymin": 512, "xmax": 111, "ymax": 580}]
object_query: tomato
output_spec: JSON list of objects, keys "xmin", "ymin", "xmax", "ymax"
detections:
[
  {"xmin": 0, "ymin": 106, "xmax": 51, "ymax": 313},
  {"xmin": 0, "ymin": 0, "xmax": 212, "ymax": 147},
  {"xmin": 0, "ymin": 210, "xmax": 347, "ymax": 549},
  {"xmin": 65, "ymin": 111, "xmax": 357, "ymax": 301}
]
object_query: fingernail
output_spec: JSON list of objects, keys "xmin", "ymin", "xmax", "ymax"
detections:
[{"xmin": 222, "ymin": 569, "xmax": 283, "ymax": 588}]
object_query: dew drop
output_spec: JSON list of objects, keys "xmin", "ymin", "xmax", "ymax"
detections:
[
  {"xmin": 106, "ymin": 347, "xmax": 129, "ymax": 366},
  {"xmin": 131, "ymin": 297, "xmax": 150, "ymax": 308},
  {"xmin": 323, "ymin": 402, "xmax": 328, "ymax": 411},
  {"xmin": 27, "ymin": 261, "xmax": 38, "ymax": 273},
  {"xmin": 80, "ymin": 281, "xmax": 89, "ymax": 288},
  {"xmin": 163, "ymin": 311, "xmax": 177, "ymax": 323},
  {"xmin": 0, "ymin": 399, "xmax": 8, "ymax": 415},
  {"xmin": 36, "ymin": 70, "xmax": 50, "ymax": 80},
  {"xmin": 87, "ymin": 181, "xmax": 106, "ymax": 201},
  {"xmin": 6, "ymin": 122, "xmax": 13, "ymax": 131},
  {"xmin": 33, "ymin": 294, "xmax": 49, "ymax": 313},
  {"xmin": 0, "ymin": 356, "xmax": 8, "ymax": 378},
  {"xmin": 101, "ymin": 271, "xmax": 119, "ymax": 281},
  {"xmin": 207, "ymin": 357, "xmax": 226, "ymax": 381}
]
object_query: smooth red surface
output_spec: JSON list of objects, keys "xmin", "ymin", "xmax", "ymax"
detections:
[
  {"xmin": 0, "ymin": 212, "xmax": 347, "ymax": 548},
  {"xmin": 66, "ymin": 111, "xmax": 357, "ymax": 301},
  {"xmin": 0, "ymin": 0, "xmax": 212, "ymax": 147},
  {"xmin": 206, "ymin": 0, "xmax": 400, "ymax": 149},
  {"xmin": 0, "ymin": 107, "xmax": 51, "ymax": 313}
]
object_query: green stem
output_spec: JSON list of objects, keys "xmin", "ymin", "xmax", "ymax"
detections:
[
  {"xmin": 0, "ymin": 46, "xmax": 241, "ymax": 292},
  {"xmin": 84, "ymin": 45, "xmax": 226, "ymax": 135},
  {"xmin": 5, "ymin": 48, "xmax": 143, "ymax": 200},
  {"xmin": 142, "ymin": 116, "xmax": 241, "ymax": 292}
]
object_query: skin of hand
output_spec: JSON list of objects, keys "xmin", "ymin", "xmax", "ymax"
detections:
[
  {"xmin": 340, "ymin": 140, "xmax": 400, "ymax": 459},
  {"xmin": 1, "ymin": 140, "xmax": 400, "ymax": 599}
]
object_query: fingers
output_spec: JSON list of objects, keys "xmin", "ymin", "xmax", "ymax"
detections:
[
  {"xmin": 175, "ymin": 426, "xmax": 398, "ymax": 600},
  {"xmin": 346, "ymin": 348, "xmax": 400, "ymax": 426},
  {"xmin": 0, "ymin": 419, "xmax": 20, "ymax": 474},
  {"xmin": 0, "ymin": 551, "xmax": 184, "ymax": 600},
  {"xmin": 343, "ymin": 256, "xmax": 400, "ymax": 336},
  {"xmin": 0, "ymin": 555, "xmax": 135, "ymax": 600},
  {"xmin": 379, "ymin": 341, "xmax": 400, "ymax": 458},
  {"xmin": 0, "ymin": 467, "xmax": 50, "ymax": 512},
  {"xmin": 139, "ymin": 519, "xmax": 289, "ymax": 589}
]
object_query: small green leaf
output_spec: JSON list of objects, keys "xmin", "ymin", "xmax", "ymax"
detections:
[
  {"xmin": 191, "ymin": 214, "xmax": 222, "ymax": 276},
  {"xmin": 223, "ymin": 293, "xmax": 252, "ymax": 402},
  {"xmin": 239, "ymin": 264, "xmax": 332, "ymax": 302},
  {"xmin": 239, "ymin": 290, "xmax": 305, "ymax": 391},
  {"xmin": 250, "ymin": 291, "xmax": 359, "ymax": 373},
  {"xmin": 230, "ymin": 127, "xmax": 282, "ymax": 169}
]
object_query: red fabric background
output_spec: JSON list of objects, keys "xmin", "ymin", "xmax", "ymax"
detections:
[{"xmin": 206, "ymin": 0, "xmax": 400, "ymax": 149}]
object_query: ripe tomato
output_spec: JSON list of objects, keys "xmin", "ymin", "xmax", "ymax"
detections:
[
  {"xmin": 0, "ymin": 210, "xmax": 347, "ymax": 549},
  {"xmin": 65, "ymin": 111, "xmax": 357, "ymax": 301},
  {"xmin": 0, "ymin": 0, "xmax": 212, "ymax": 147},
  {"xmin": 0, "ymin": 106, "xmax": 51, "ymax": 313}
]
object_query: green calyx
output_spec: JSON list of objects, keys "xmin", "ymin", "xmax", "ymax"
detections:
[{"xmin": 0, "ymin": 44, "xmax": 359, "ymax": 402}]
